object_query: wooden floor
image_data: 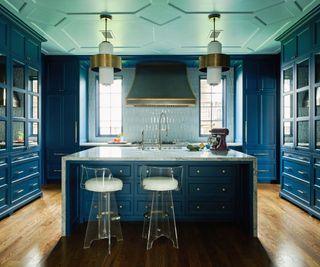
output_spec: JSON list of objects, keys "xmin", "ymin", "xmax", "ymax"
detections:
[{"xmin": 0, "ymin": 184, "xmax": 319, "ymax": 267}]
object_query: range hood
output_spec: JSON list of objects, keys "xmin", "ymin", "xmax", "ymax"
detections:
[{"xmin": 126, "ymin": 62, "xmax": 196, "ymax": 106}]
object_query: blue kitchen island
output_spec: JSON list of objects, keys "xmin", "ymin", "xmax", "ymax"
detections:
[{"xmin": 61, "ymin": 147, "xmax": 257, "ymax": 237}]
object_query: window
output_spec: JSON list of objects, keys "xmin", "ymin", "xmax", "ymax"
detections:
[
  {"xmin": 97, "ymin": 77, "xmax": 122, "ymax": 136},
  {"xmin": 200, "ymin": 77, "xmax": 225, "ymax": 135}
]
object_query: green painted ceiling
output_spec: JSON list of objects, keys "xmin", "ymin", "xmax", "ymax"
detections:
[{"xmin": 1, "ymin": 0, "xmax": 319, "ymax": 55}]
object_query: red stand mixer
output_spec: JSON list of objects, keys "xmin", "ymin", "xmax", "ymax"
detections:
[{"xmin": 208, "ymin": 128, "xmax": 229, "ymax": 151}]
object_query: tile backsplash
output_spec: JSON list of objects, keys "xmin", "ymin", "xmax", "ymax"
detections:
[{"xmin": 88, "ymin": 67, "xmax": 235, "ymax": 143}]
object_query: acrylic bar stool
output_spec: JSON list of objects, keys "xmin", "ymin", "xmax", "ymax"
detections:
[
  {"xmin": 140, "ymin": 165, "xmax": 183, "ymax": 250},
  {"xmin": 80, "ymin": 165, "xmax": 123, "ymax": 254}
]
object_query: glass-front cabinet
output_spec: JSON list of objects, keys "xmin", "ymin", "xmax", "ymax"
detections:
[
  {"xmin": 0, "ymin": 54, "xmax": 7, "ymax": 151},
  {"xmin": 282, "ymin": 67, "xmax": 294, "ymax": 146},
  {"xmin": 27, "ymin": 67, "xmax": 39, "ymax": 147},
  {"xmin": 296, "ymin": 59, "xmax": 310, "ymax": 149},
  {"xmin": 315, "ymin": 53, "xmax": 320, "ymax": 150}
]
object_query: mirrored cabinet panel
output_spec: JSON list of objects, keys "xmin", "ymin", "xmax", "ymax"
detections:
[
  {"xmin": 13, "ymin": 61, "xmax": 25, "ymax": 89},
  {"xmin": 283, "ymin": 94, "xmax": 293, "ymax": 119},
  {"xmin": 12, "ymin": 121, "xmax": 25, "ymax": 147},
  {"xmin": 283, "ymin": 67, "xmax": 293, "ymax": 92},
  {"xmin": 297, "ymin": 90, "xmax": 309, "ymax": 117},
  {"xmin": 28, "ymin": 122, "xmax": 38, "ymax": 147},
  {"xmin": 297, "ymin": 121, "xmax": 309, "ymax": 147},
  {"xmin": 316, "ymin": 120, "xmax": 320, "ymax": 149},
  {"xmin": 316, "ymin": 87, "xmax": 320, "ymax": 116},
  {"xmin": 28, "ymin": 95, "xmax": 38, "ymax": 119},
  {"xmin": 283, "ymin": 121, "xmax": 293, "ymax": 146},
  {"xmin": 0, "ymin": 88, "xmax": 6, "ymax": 117},
  {"xmin": 12, "ymin": 91, "xmax": 25, "ymax": 117},
  {"xmin": 0, "ymin": 55, "xmax": 6, "ymax": 84},
  {"xmin": 28, "ymin": 68, "xmax": 38, "ymax": 93},
  {"xmin": 315, "ymin": 54, "xmax": 320, "ymax": 84},
  {"xmin": 0, "ymin": 121, "xmax": 6, "ymax": 150},
  {"xmin": 297, "ymin": 60, "xmax": 309, "ymax": 89}
]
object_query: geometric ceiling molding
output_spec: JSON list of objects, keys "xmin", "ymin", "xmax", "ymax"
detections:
[{"xmin": 1, "ymin": 0, "xmax": 320, "ymax": 55}]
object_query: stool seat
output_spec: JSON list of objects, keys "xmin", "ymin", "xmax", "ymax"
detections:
[
  {"xmin": 85, "ymin": 178, "xmax": 123, "ymax": 192},
  {"xmin": 142, "ymin": 176, "xmax": 178, "ymax": 191}
]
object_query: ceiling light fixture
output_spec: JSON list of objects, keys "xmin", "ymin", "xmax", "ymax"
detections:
[
  {"xmin": 90, "ymin": 14, "xmax": 121, "ymax": 85},
  {"xmin": 199, "ymin": 14, "xmax": 230, "ymax": 85}
]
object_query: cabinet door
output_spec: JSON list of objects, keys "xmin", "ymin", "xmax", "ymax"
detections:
[
  {"xmin": 245, "ymin": 93, "xmax": 259, "ymax": 146},
  {"xmin": 11, "ymin": 28, "xmax": 25, "ymax": 60},
  {"xmin": 282, "ymin": 37, "xmax": 296, "ymax": 63},
  {"xmin": 261, "ymin": 93, "xmax": 276, "ymax": 146},
  {"xmin": 259, "ymin": 61, "xmax": 277, "ymax": 92},
  {"xmin": 46, "ymin": 61, "xmax": 63, "ymax": 93},
  {"xmin": 45, "ymin": 95, "xmax": 78, "ymax": 149},
  {"xmin": 297, "ymin": 27, "xmax": 312, "ymax": 57},
  {"xmin": 0, "ymin": 17, "xmax": 8, "ymax": 49},
  {"xmin": 244, "ymin": 61, "xmax": 258, "ymax": 92},
  {"xmin": 26, "ymin": 38, "xmax": 40, "ymax": 66}
]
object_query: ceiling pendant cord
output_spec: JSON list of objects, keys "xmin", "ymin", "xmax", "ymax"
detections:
[
  {"xmin": 105, "ymin": 16, "xmax": 108, "ymax": 43},
  {"xmin": 213, "ymin": 16, "xmax": 216, "ymax": 42}
]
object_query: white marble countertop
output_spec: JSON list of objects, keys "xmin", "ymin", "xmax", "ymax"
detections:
[
  {"xmin": 79, "ymin": 142, "xmax": 243, "ymax": 147},
  {"xmin": 63, "ymin": 146, "xmax": 255, "ymax": 162}
]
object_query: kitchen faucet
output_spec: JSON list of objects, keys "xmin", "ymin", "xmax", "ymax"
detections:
[
  {"xmin": 141, "ymin": 129, "xmax": 145, "ymax": 150},
  {"xmin": 158, "ymin": 112, "xmax": 168, "ymax": 150}
]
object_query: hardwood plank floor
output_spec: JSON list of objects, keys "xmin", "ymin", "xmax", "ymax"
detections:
[{"xmin": 0, "ymin": 184, "xmax": 319, "ymax": 267}]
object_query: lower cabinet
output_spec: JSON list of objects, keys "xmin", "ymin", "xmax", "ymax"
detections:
[
  {"xmin": 0, "ymin": 151, "xmax": 42, "ymax": 220},
  {"xmin": 79, "ymin": 163, "xmax": 239, "ymax": 222},
  {"xmin": 280, "ymin": 149, "xmax": 320, "ymax": 219}
]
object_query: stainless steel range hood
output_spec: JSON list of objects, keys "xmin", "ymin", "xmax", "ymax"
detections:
[{"xmin": 126, "ymin": 62, "xmax": 196, "ymax": 106}]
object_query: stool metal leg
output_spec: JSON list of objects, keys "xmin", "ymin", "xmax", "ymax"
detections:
[{"xmin": 145, "ymin": 191, "xmax": 178, "ymax": 250}]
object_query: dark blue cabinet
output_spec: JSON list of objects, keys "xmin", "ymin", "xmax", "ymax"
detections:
[
  {"xmin": 278, "ymin": 5, "xmax": 320, "ymax": 220},
  {"xmin": 0, "ymin": 6, "xmax": 45, "ymax": 220},
  {"xmin": 44, "ymin": 57, "xmax": 86, "ymax": 182},
  {"xmin": 243, "ymin": 56, "xmax": 279, "ymax": 182}
]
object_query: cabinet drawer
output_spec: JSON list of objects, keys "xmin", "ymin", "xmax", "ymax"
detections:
[
  {"xmin": 282, "ymin": 159, "xmax": 309, "ymax": 182},
  {"xmin": 0, "ymin": 167, "xmax": 8, "ymax": 187},
  {"xmin": 282, "ymin": 175, "xmax": 310, "ymax": 204},
  {"xmin": 314, "ymin": 190, "xmax": 320, "ymax": 210},
  {"xmin": 48, "ymin": 164, "xmax": 62, "ymax": 177},
  {"xmin": 47, "ymin": 149, "xmax": 73, "ymax": 162},
  {"xmin": 246, "ymin": 149, "xmax": 275, "ymax": 161},
  {"xmin": 12, "ymin": 152, "xmax": 39, "ymax": 163},
  {"xmin": 0, "ymin": 187, "xmax": 8, "ymax": 210},
  {"xmin": 257, "ymin": 163, "xmax": 276, "ymax": 178},
  {"xmin": 136, "ymin": 200, "xmax": 183, "ymax": 216},
  {"xmin": 188, "ymin": 182, "xmax": 234, "ymax": 199},
  {"xmin": 189, "ymin": 165, "xmax": 235, "ymax": 177},
  {"xmin": 12, "ymin": 160, "xmax": 39, "ymax": 182},
  {"xmin": 11, "ymin": 176, "xmax": 40, "ymax": 203},
  {"xmin": 188, "ymin": 201, "xmax": 234, "ymax": 214},
  {"xmin": 314, "ymin": 164, "xmax": 320, "ymax": 187},
  {"xmin": 108, "ymin": 165, "xmax": 131, "ymax": 178}
]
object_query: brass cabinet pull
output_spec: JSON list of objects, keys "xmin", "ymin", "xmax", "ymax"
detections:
[
  {"xmin": 196, "ymin": 205, "xmax": 200, "ymax": 209},
  {"xmin": 31, "ymin": 183, "xmax": 38, "ymax": 187},
  {"xmin": 0, "ymin": 198, "xmax": 4, "ymax": 202},
  {"xmin": 298, "ymin": 170, "xmax": 307, "ymax": 175},
  {"xmin": 196, "ymin": 187, "xmax": 200, "ymax": 191},
  {"xmin": 53, "ymin": 169, "xmax": 62, "ymax": 173},
  {"xmin": 297, "ymin": 190, "xmax": 304, "ymax": 194},
  {"xmin": 284, "ymin": 166, "xmax": 292, "ymax": 171},
  {"xmin": 0, "ymin": 176, "xmax": 5, "ymax": 180},
  {"xmin": 29, "ymin": 166, "xmax": 38, "ymax": 171},
  {"xmin": 53, "ymin": 153, "xmax": 66, "ymax": 156},
  {"xmin": 222, "ymin": 169, "xmax": 226, "ymax": 174},
  {"xmin": 253, "ymin": 153, "xmax": 268, "ymax": 156},
  {"xmin": 316, "ymin": 177, "xmax": 320, "ymax": 181},
  {"xmin": 119, "ymin": 169, "xmax": 123, "ymax": 173},
  {"xmin": 15, "ymin": 189, "xmax": 24, "ymax": 194},
  {"xmin": 119, "ymin": 205, "xmax": 123, "ymax": 209},
  {"xmin": 284, "ymin": 183, "xmax": 291, "ymax": 188},
  {"xmin": 221, "ymin": 188, "xmax": 226, "ymax": 192},
  {"xmin": 15, "ymin": 170, "xmax": 24, "ymax": 175},
  {"xmin": 257, "ymin": 170, "xmax": 271, "ymax": 173},
  {"xmin": 15, "ymin": 156, "xmax": 24, "ymax": 161},
  {"xmin": 196, "ymin": 169, "xmax": 200, "ymax": 174}
]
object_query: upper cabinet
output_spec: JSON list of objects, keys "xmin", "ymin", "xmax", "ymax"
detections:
[{"xmin": 281, "ymin": 26, "xmax": 312, "ymax": 65}]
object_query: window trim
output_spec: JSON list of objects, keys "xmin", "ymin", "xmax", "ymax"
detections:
[
  {"xmin": 199, "ymin": 76, "xmax": 227, "ymax": 137},
  {"xmin": 95, "ymin": 75, "xmax": 123, "ymax": 137}
]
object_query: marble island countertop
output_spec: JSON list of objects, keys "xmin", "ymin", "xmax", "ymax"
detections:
[{"xmin": 63, "ymin": 146, "xmax": 255, "ymax": 162}]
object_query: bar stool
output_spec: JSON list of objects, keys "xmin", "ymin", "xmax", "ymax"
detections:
[
  {"xmin": 80, "ymin": 165, "xmax": 123, "ymax": 254},
  {"xmin": 140, "ymin": 165, "xmax": 183, "ymax": 250}
]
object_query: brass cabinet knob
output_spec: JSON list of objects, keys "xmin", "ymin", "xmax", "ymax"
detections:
[
  {"xmin": 196, "ymin": 187, "xmax": 200, "ymax": 191},
  {"xmin": 222, "ymin": 169, "xmax": 226, "ymax": 174}
]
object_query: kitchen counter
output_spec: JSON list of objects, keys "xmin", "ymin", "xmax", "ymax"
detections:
[
  {"xmin": 79, "ymin": 142, "xmax": 243, "ymax": 147},
  {"xmin": 61, "ymin": 147, "xmax": 257, "ymax": 237}
]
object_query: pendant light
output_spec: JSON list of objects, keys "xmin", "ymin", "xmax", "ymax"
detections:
[
  {"xmin": 199, "ymin": 14, "xmax": 230, "ymax": 85},
  {"xmin": 90, "ymin": 14, "xmax": 121, "ymax": 85}
]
